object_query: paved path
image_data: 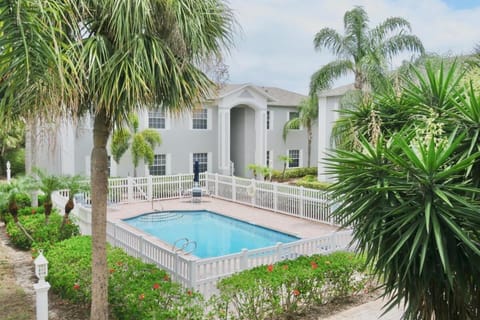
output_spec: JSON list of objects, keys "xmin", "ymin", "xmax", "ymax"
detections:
[{"xmin": 323, "ymin": 298, "xmax": 404, "ymax": 320}]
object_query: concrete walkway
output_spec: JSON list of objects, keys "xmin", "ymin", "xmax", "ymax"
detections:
[{"xmin": 323, "ymin": 299, "xmax": 404, "ymax": 320}]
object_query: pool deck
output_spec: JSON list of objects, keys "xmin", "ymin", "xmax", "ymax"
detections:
[{"xmin": 107, "ymin": 196, "xmax": 340, "ymax": 239}]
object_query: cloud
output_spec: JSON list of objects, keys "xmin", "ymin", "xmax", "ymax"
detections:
[{"xmin": 224, "ymin": 0, "xmax": 480, "ymax": 94}]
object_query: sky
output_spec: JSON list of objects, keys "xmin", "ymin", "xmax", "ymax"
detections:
[{"xmin": 224, "ymin": 0, "xmax": 480, "ymax": 95}]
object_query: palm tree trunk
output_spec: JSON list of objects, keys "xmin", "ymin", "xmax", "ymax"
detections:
[
  {"xmin": 61, "ymin": 198, "xmax": 74, "ymax": 230},
  {"xmin": 90, "ymin": 109, "xmax": 110, "ymax": 320}
]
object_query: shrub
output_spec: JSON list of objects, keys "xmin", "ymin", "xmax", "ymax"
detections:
[
  {"xmin": 271, "ymin": 167, "xmax": 317, "ymax": 180},
  {"xmin": 295, "ymin": 175, "xmax": 332, "ymax": 190},
  {"xmin": 5, "ymin": 209, "xmax": 79, "ymax": 250},
  {"xmin": 46, "ymin": 236, "xmax": 205, "ymax": 320},
  {"xmin": 4, "ymin": 148, "xmax": 25, "ymax": 176},
  {"xmin": 215, "ymin": 251, "xmax": 368, "ymax": 319}
]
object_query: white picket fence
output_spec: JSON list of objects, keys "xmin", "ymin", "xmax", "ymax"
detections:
[{"xmin": 52, "ymin": 173, "xmax": 351, "ymax": 298}]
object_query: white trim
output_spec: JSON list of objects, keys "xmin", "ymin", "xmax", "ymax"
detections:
[
  {"xmin": 207, "ymin": 152, "xmax": 212, "ymax": 172},
  {"xmin": 190, "ymin": 107, "xmax": 211, "ymax": 131},
  {"xmin": 286, "ymin": 149, "xmax": 301, "ymax": 168},
  {"xmin": 166, "ymin": 153, "xmax": 172, "ymax": 175}
]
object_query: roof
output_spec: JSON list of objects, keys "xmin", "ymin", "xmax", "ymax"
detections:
[
  {"xmin": 318, "ymin": 83, "xmax": 356, "ymax": 97},
  {"xmin": 216, "ymin": 83, "xmax": 307, "ymax": 107}
]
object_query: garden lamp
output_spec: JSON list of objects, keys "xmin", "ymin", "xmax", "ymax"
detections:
[{"xmin": 34, "ymin": 250, "xmax": 48, "ymax": 283}]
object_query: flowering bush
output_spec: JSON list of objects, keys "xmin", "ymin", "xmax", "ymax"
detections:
[
  {"xmin": 214, "ymin": 251, "xmax": 368, "ymax": 319},
  {"xmin": 46, "ymin": 236, "xmax": 205, "ymax": 319}
]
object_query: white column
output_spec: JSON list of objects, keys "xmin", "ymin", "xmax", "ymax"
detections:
[
  {"xmin": 317, "ymin": 96, "xmax": 329, "ymax": 181},
  {"xmin": 254, "ymin": 110, "xmax": 267, "ymax": 166},
  {"xmin": 34, "ymin": 281, "xmax": 51, "ymax": 320},
  {"xmin": 217, "ymin": 108, "xmax": 231, "ymax": 175}
]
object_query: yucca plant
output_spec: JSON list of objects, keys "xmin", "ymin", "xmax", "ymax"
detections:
[{"xmin": 326, "ymin": 63, "xmax": 480, "ymax": 319}]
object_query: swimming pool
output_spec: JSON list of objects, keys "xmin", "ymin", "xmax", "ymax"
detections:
[{"xmin": 123, "ymin": 210, "xmax": 300, "ymax": 258}]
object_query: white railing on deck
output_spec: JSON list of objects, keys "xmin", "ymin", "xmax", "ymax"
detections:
[{"xmin": 51, "ymin": 173, "xmax": 349, "ymax": 298}]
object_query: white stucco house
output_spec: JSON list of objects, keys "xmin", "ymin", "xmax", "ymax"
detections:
[{"xmin": 26, "ymin": 83, "xmax": 327, "ymax": 179}]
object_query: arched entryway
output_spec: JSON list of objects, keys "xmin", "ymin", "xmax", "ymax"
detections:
[{"xmin": 230, "ymin": 105, "xmax": 256, "ymax": 177}]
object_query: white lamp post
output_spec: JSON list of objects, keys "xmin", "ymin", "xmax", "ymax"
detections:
[
  {"xmin": 6, "ymin": 161, "xmax": 11, "ymax": 183},
  {"xmin": 34, "ymin": 250, "xmax": 50, "ymax": 320}
]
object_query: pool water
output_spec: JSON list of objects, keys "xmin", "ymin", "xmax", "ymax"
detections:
[{"xmin": 124, "ymin": 210, "xmax": 299, "ymax": 258}]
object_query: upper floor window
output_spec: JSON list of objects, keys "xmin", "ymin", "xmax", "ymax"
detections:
[
  {"xmin": 266, "ymin": 110, "xmax": 271, "ymax": 130},
  {"xmin": 193, "ymin": 153, "xmax": 208, "ymax": 173},
  {"xmin": 148, "ymin": 110, "xmax": 166, "ymax": 129},
  {"xmin": 288, "ymin": 111, "xmax": 300, "ymax": 130},
  {"xmin": 149, "ymin": 154, "xmax": 166, "ymax": 176},
  {"xmin": 288, "ymin": 149, "xmax": 300, "ymax": 168},
  {"xmin": 192, "ymin": 109, "xmax": 208, "ymax": 129}
]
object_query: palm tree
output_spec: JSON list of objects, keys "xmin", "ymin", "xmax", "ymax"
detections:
[
  {"xmin": 1, "ymin": 2, "xmax": 233, "ymax": 318},
  {"xmin": 62, "ymin": 175, "xmax": 89, "ymax": 229},
  {"xmin": 309, "ymin": 6, "xmax": 424, "ymax": 95},
  {"xmin": 282, "ymin": 98, "xmax": 318, "ymax": 167},
  {"xmin": 77, "ymin": 1, "xmax": 234, "ymax": 318},
  {"xmin": 278, "ymin": 155, "xmax": 293, "ymax": 180},
  {"xmin": 28, "ymin": 168, "xmax": 65, "ymax": 224},
  {"xmin": 110, "ymin": 113, "xmax": 161, "ymax": 177}
]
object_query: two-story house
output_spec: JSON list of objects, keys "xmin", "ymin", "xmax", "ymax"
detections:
[{"xmin": 26, "ymin": 83, "xmax": 319, "ymax": 178}]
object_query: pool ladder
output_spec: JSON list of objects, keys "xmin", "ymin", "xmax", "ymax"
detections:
[{"xmin": 172, "ymin": 237, "xmax": 197, "ymax": 255}]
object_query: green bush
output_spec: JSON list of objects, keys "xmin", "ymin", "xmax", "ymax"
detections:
[
  {"xmin": 5, "ymin": 209, "xmax": 79, "ymax": 250},
  {"xmin": 215, "ymin": 251, "xmax": 368, "ymax": 319},
  {"xmin": 46, "ymin": 236, "xmax": 205, "ymax": 320},
  {"xmin": 295, "ymin": 175, "xmax": 332, "ymax": 190},
  {"xmin": 271, "ymin": 167, "xmax": 317, "ymax": 180},
  {"xmin": 4, "ymin": 148, "xmax": 25, "ymax": 176}
]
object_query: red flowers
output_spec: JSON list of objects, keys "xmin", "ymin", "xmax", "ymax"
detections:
[
  {"xmin": 311, "ymin": 261, "xmax": 318, "ymax": 270},
  {"xmin": 109, "ymin": 268, "xmax": 115, "ymax": 274},
  {"xmin": 31, "ymin": 209, "xmax": 36, "ymax": 214},
  {"xmin": 139, "ymin": 293, "xmax": 145, "ymax": 300},
  {"xmin": 153, "ymin": 283, "xmax": 160, "ymax": 290},
  {"xmin": 163, "ymin": 274, "xmax": 170, "ymax": 281},
  {"xmin": 267, "ymin": 264, "xmax": 274, "ymax": 272},
  {"xmin": 187, "ymin": 290, "xmax": 192, "ymax": 296},
  {"xmin": 116, "ymin": 261, "xmax": 123, "ymax": 266},
  {"xmin": 73, "ymin": 283, "xmax": 80, "ymax": 291},
  {"xmin": 292, "ymin": 289, "xmax": 300, "ymax": 296}
]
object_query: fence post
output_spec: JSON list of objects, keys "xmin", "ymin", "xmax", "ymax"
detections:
[
  {"xmin": 178, "ymin": 174, "xmax": 182, "ymax": 198},
  {"xmin": 240, "ymin": 249, "xmax": 248, "ymax": 270},
  {"xmin": 127, "ymin": 176, "xmax": 134, "ymax": 202},
  {"xmin": 139, "ymin": 235, "xmax": 145, "ymax": 261},
  {"xmin": 299, "ymin": 186, "xmax": 305, "ymax": 218},
  {"xmin": 173, "ymin": 252, "xmax": 179, "ymax": 282},
  {"xmin": 215, "ymin": 173, "xmax": 219, "ymax": 197},
  {"xmin": 273, "ymin": 183, "xmax": 278, "ymax": 212},
  {"xmin": 275, "ymin": 242, "xmax": 283, "ymax": 261},
  {"xmin": 147, "ymin": 175, "xmax": 153, "ymax": 201},
  {"xmin": 232, "ymin": 176, "xmax": 236, "ymax": 202},
  {"xmin": 111, "ymin": 223, "xmax": 116, "ymax": 247},
  {"xmin": 189, "ymin": 260, "xmax": 197, "ymax": 289},
  {"xmin": 251, "ymin": 180, "xmax": 256, "ymax": 207},
  {"xmin": 205, "ymin": 173, "xmax": 209, "ymax": 193}
]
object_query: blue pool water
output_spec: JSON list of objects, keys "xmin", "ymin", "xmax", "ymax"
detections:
[{"xmin": 124, "ymin": 210, "xmax": 299, "ymax": 258}]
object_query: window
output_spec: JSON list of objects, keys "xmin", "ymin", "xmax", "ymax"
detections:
[
  {"xmin": 193, "ymin": 153, "xmax": 208, "ymax": 173},
  {"xmin": 266, "ymin": 111, "xmax": 271, "ymax": 130},
  {"xmin": 192, "ymin": 109, "xmax": 208, "ymax": 129},
  {"xmin": 149, "ymin": 154, "xmax": 166, "ymax": 176},
  {"xmin": 288, "ymin": 150, "xmax": 300, "ymax": 168},
  {"xmin": 266, "ymin": 150, "xmax": 271, "ymax": 167},
  {"xmin": 288, "ymin": 111, "xmax": 300, "ymax": 129},
  {"xmin": 148, "ymin": 109, "xmax": 166, "ymax": 129}
]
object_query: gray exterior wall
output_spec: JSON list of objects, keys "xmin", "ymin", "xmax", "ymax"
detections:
[
  {"xmin": 28, "ymin": 84, "xmax": 323, "ymax": 179},
  {"xmin": 266, "ymin": 105, "xmax": 319, "ymax": 171}
]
